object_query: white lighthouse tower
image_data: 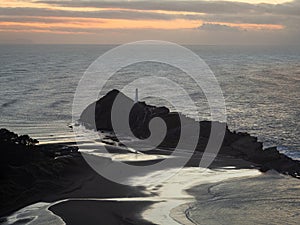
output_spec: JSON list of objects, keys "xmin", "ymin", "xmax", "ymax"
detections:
[{"xmin": 134, "ymin": 88, "xmax": 138, "ymax": 103}]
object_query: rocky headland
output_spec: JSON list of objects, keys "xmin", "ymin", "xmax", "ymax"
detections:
[{"xmin": 80, "ymin": 89, "xmax": 300, "ymax": 178}]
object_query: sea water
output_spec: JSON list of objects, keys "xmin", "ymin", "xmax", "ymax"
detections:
[{"xmin": 0, "ymin": 44, "xmax": 299, "ymax": 158}]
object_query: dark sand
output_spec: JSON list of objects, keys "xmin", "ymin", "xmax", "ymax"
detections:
[
  {"xmin": 49, "ymin": 200, "xmax": 154, "ymax": 225},
  {"xmin": 0, "ymin": 151, "xmax": 156, "ymax": 224},
  {"xmin": 44, "ymin": 154, "xmax": 158, "ymax": 225}
]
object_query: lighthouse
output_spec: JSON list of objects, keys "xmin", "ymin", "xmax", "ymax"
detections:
[{"xmin": 134, "ymin": 88, "xmax": 138, "ymax": 103}]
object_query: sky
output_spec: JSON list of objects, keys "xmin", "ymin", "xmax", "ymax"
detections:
[{"xmin": 0, "ymin": 0, "xmax": 299, "ymax": 45}]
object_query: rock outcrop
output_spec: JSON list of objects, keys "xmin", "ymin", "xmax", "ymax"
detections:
[
  {"xmin": 80, "ymin": 89, "xmax": 300, "ymax": 178},
  {"xmin": 0, "ymin": 129, "xmax": 79, "ymax": 217}
]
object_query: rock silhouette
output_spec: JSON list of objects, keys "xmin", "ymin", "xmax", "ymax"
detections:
[
  {"xmin": 80, "ymin": 89, "xmax": 300, "ymax": 178},
  {"xmin": 0, "ymin": 128, "xmax": 79, "ymax": 217}
]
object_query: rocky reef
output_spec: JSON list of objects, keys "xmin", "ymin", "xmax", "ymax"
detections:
[{"xmin": 80, "ymin": 89, "xmax": 300, "ymax": 178}]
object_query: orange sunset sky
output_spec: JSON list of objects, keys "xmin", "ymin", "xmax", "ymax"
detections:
[{"xmin": 0, "ymin": 0, "xmax": 299, "ymax": 44}]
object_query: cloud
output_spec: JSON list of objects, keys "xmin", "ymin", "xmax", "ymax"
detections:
[
  {"xmin": 37, "ymin": 0, "xmax": 300, "ymax": 16},
  {"xmin": 27, "ymin": 1, "xmax": 299, "ymax": 31},
  {"xmin": 198, "ymin": 23, "xmax": 242, "ymax": 32},
  {"xmin": 37, "ymin": 0, "xmax": 264, "ymax": 14},
  {"xmin": 0, "ymin": 2, "xmax": 289, "ymax": 30},
  {"xmin": 0, "ymin": 7, "xmax": 176, "ymax": 20},
  {"xmin": 0, "ymin": 0, "xmax": 299, "ymax": 44}
]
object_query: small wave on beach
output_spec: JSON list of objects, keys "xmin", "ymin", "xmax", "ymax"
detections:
[
  {"xmin": 185, "ymin": 172, "xmax": 300, "ymax": 225},
  {"xmin": 142, "ymin": 167, "xmax": 261, "ymax": 225}
]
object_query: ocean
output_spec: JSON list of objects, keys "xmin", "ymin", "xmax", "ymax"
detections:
[{"xmin": 0, "ymin": 44, "xmax": 299, "ymax": 159}]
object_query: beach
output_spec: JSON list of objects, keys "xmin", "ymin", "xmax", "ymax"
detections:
[
  {"xmin": 48, "ymin": 164, "xmax": 263, "ymax": 225},
  {"xmin": 0, "ymin": 151, "xmax": 259, "ymax": 225},
  {"xmin": 185, "ymin": 173, "xmax": 300, "ymax": 224},
  {"xmin": 5, "ymin": 150, "xmax": 299, "ymax": 225},
  {"xmin": 1, "ymin": 140, "xmax": 292, "ymax": 225}
]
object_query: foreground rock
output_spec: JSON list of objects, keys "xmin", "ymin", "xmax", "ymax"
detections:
[
  {"xmin": 0, "ymin": 129, "xmax": 78, "ymax": 217},
  {"xmin": 80, "ymin": 89, "xmax": 300, "ymax": 178}
]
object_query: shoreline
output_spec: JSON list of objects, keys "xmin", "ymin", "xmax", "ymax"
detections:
[
  {"xmin": 142, "ymin": 166, "xmax": 261, "ymax": 225},
  {"xmin": 1, "ymin": 122, "xmax": 300, "ymax": 224},
  {"xmin": 183, "ymin": 171, "xmax": 300, "ymax": 224},
  {"xmin": 1, "ymin": 146, "xmax": 262, "ymax": 225},
  {"xmin": 2, "ymin": 166, "xmax": 261, "ymax": 225},
  {"xmin": 0, "ymin": 149, "xmax": 152, "ymax": 221},
  {"xmin": 2, "ymin": 146, "xmax": 299, "ymax": 225}
]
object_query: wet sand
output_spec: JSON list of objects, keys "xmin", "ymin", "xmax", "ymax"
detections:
[
  {"xmin": 49, "ymin": 200, "xmax": 154, "ymax": 225},
  {"xmin": 184, "ymin": 172, "xmax": 300, "ymax": 225},
  {"xmin": 0, "ymin": 151, "xmax": 154, "ymax": 224},
  {"xmin": 47, "ymin": 158, "xmax": 261, "ymax": 225},
  {"xmin": 2, "ymin": 146, "xmax": 299, "ymax": 225}
]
